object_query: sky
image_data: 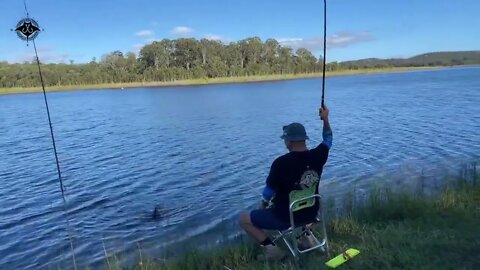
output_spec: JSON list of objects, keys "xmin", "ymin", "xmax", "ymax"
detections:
[{"xmin": 0, "ymin": 0, "xmax": 479, "ymax": 64}]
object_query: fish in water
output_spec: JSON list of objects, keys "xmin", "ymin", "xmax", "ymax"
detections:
[
  {"xmin": 152, "ymin": 206, "xmax": 166, "ymax": 219},
  {"xmin": 152, "ymin": 204, "xmax": 190, "ymax": 220}
]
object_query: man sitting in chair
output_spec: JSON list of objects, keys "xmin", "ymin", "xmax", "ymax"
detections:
[{"xmin": 240, "ymin": 105, "xmax": 332, "ymax": 260}]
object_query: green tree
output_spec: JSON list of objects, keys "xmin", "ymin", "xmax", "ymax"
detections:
[{"xmin": 296, "ymin": 48, "xmax": 317, "ymax": 73}]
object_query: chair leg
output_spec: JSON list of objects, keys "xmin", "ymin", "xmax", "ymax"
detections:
[
  {"xmin": 282, "ymin": 235, "xmax": 297, "ymax": 258},
  {"xmin": 292, "ymin": 229, "xmax": 300, "ymax": 258},
  {"xmin": 274, "ymin": 230, "xmax": 297, "ymax": 257},
  {"xmin": 320, "ymin": 211, "xmax": 330, "ymax": 258}
]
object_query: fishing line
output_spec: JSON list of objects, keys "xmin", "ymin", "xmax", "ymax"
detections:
[
  {"xmin": 33, "ymin": 38, "xmax": 77, "ymax": 269},
  {"xmin": 20, "ymin": 1, "xmax": 77, "ymax": 268}
]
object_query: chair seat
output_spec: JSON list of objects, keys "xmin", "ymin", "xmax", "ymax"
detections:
[
  {"xmin": 279, "ymin": 217, "xmax": 319, "ymax": 233},
  {"xmin": 272, "ymin": 193, "xmax": 329, "ymax": 258}
]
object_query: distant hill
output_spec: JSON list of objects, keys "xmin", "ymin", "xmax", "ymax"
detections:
[{"xmin": 336, "ymin": 51, "xmax": 480, "ymax": 69}]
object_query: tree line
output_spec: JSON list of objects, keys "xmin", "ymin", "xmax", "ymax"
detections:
[
  {"xmin": 0, "ymin": 37, "xmax": 479, "ymax": 88},
  {"xmin": 0, "ymin": 37, "xmax": 321, "ymax": 88},
  {"xmin": 337, "ymin": 51, "xmax": 480, "ymax": 69}
]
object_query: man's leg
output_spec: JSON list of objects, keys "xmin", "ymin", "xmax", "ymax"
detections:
[
  {"xmin": 239, "ymin": 209, "xmax": 290, "ymax": 260},
  {"xmin": 239, "ymin": 211, "xmax": 272, "ymax": 244}
]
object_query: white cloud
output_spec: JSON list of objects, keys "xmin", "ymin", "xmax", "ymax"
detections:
[
  {"xmin": 146, "ymin": 38, "xmax": 160, "ymax": 43},
  {"xmin": 278, "ymin": 32, "xmax": 374, "ymax": 52},
  {"xmin": 203, "ymin": 33, "xmax": 231, "ymax": 43},
  {"xmin": 135, "ymin": 30, "xmax": 155, "ymax": 37},
  {"xmin": 204, "ymin": 34, "xmax": 223, "ymax": 41},
  {"xmin": 13, "ymin": 46, "xmax": 72, "ymax": 63},
  {"xmin": 277, "ymin": 38, "xmax": 303, "ymax": 43},
  {"xmin": 132, "ymin": 38, "xmax": 161, "ymax": 53},
  {"xmin": 171, "ymin": 26, "xmax": 194, "ymax": 36},
  {"xmin": 133, "ymin": 44, "xmax": 145, "ymax": 53},
  {"xmin": 21, "ymin": 53, "xmax": 70, "ymax": 63},
  {"xmin": 328, "ymin": 32, "xmax": 373, "ymax": 48}
]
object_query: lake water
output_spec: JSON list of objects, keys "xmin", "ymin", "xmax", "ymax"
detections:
[{"xmin": 0, "ymin": 67, "xmax": 479, "ymax": 269}]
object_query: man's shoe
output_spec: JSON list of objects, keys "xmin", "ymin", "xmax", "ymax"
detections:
[{"xmin": 258, "ymin": 244, "xmax": 286, "ymax": 261}]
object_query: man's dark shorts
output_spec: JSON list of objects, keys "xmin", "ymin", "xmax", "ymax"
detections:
[{"xmin": 250, "ymin": 208, "xmax": 291, "ymax": 231}]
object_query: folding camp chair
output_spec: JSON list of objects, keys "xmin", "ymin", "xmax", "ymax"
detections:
[{"xmin": 272, "ymin": 186, "xmax": 329, "ymax": 258}]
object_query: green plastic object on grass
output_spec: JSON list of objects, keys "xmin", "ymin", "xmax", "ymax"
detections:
[{"xmin": 325, "ymin": 248, "xmax": 360, "ymax": 268}]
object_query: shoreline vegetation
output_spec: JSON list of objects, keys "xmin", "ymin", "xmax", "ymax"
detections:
[
  {"xmin": 1, "ymin": 37, "xmax": 478, "ymax": 96},
  {"xmin": 2, "ymin": 38, "xmax": 478, "ymax": 96},
  {"xmin": 92, "ymin": 166, "xmax": 479, "ymax": 270},
  {"xmin": 0, "ymin": 66, "xmax": 456, "ymax": 95}
]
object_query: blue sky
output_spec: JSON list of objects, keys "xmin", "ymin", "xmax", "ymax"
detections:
[{"xmin": 0, "ymin": 0, "xmax": 478, "ymax": 63}]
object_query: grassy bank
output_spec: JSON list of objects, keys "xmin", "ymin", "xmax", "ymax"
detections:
[
  {"xmin": 97, "ymin": 174, "xmax": 480, "ymax": 270},
  {"xmin": 0, "ymin": 66, "xmax": 445, "ymax": 95}
]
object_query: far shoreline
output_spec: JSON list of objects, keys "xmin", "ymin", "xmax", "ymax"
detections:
[{"xmin": 0, "ymin": 65, "xmax": 472, "ymax": 96}]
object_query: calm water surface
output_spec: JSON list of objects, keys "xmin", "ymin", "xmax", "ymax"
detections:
[{"xmin": 0, "ymin": 67, "xmax": 479, "ymax": 269}]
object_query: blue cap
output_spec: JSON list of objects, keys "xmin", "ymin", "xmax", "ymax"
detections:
[{"xmin": 280, "ymin": 122, "xmax": 309, "ymax": 141}]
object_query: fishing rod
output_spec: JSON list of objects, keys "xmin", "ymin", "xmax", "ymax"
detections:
[
  {"xmin": 247, "ymin": 0, "xmax": 329, "ymax": 196},
  {"xmin": 14, "ymin": 1, "xmax": 77, "ymax": 269},
  {"xmin": 321, "ymin": 0, "xmax": 327, "ymax": 109}
]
